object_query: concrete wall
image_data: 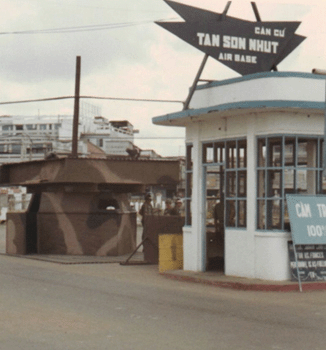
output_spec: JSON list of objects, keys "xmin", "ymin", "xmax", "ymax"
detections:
[
  {"xmin": 37, "ymin": 192, "xmax": 136, "ymax": 256},
  {"xmin": 189, "ymin": 73, "xmax": 325, "ymax": 110}
]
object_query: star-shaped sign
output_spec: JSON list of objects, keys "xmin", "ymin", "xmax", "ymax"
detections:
[{"xmin": 156, "ymin": 0, "xmax": 306, "ymax": 75}]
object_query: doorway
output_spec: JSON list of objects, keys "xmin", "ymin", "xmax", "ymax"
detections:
[
  {"xmin": 26, "ymin": 193, "xmax": 41, "ymax": 254},
  {"xmin": 204, "ymin": 163, "xmax": 225, "ymax": 271}
]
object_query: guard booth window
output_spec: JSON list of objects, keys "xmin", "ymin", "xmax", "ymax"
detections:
[
  {"xmin": 203, "ymin": 139, "xmax": 247, "ymax": 229},
  {"xmin": 257, "ymin": 135, "xmax": 325, "ymax": 231}
]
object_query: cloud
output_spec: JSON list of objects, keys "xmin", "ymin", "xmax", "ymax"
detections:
[{"xmin": 0, "ymin": 0, "xmax": 168, "ymax": 83}]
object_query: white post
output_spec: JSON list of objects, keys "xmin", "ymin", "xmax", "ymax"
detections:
[{"xmin": 312, "ymin": 69, "xmax": 326, "ymax": 174}]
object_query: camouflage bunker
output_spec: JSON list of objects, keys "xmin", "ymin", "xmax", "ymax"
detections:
[{"xmin": 0, "ymin": 157, "xmax": 179, "ymax": 256}]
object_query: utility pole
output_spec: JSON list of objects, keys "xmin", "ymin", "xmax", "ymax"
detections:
[{"xmin": 72, "ymin": 56, "xmax": 81, "ymax": 158}]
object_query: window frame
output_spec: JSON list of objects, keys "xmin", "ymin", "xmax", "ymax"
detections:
[
  {"xmin": 257, "ymin": 134, "xmax": 324, "ymax": 231},
  {"xmin": 203, "ymin": 138, "xmax": 247, "ymax": 229}
]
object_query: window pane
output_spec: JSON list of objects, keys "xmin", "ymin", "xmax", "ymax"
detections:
[
  {"xmin": 267, "ymin": 170, "xmax": 281, "ymax": 197},
  {"xmin": 307, "ymin": 170, "xmax": 317, "ymax": 194},
  {"xmin": 206, "ymin": 198, "xmax": 216, "ymax": 227},
  {"xmin": 321, "ymin": 172, "xmax": 326, "ymax": 194},
  {"xmin": 257, "ymin": 200, "xmax": 265, "ymax": 230},
  {"xmin": 226, "ymin": 171, "xmax": 236, "ymax": 197},
  {"xmin": 12, "ymin": 144, "xmax": 21, "ymax": 154},
  {"xmin": 306, "ymin": 139, "xmax": 317, "ymax": 168},
  {"xmin": 238, "ymin": 171, "xmax": 246, "ymax": 197},
  {"xmin": 284, "ymin": 138, "xmax": 295, "ymax": 166},
  {"xmin": 297, "ymin": 139, "xmax": 307, "ymax": 166},
  {"xmin": 226, "ymin": 141, "xmax": 236, "ymax": 168},
  {"xmin": 284, "ymin": 202, "xmax": 290, "ymax": 232},
  {"xmin": 266, "ymin": 199, "xmax": 281, "ymax": 230},
  {"xmin": 297, "ymin": 169, "xmax": 306, "ymax": 193},
  {"xmin": 238, "ymin": 200, "xmax": 246, "ymax": 227},
  {"xmin": 214, "ymin": 142, "xmax": 225, "ymax": 163},
  {"xmin": 226, "ymin": 200, "xmax": 236, "ymax": 227},
  {"xmin": 203, "ymin": 143, "xmax": 214, "ymax": 163},
  {"xmin": 297, "ymin": 169, "xmax": 316, "ymax": 194},
  {"xmin": 296, "ymin": 139, "xmax": 317, "ymax": 167},
  {"xmin": 45, "ymin": 143, "xmax": 52, "ymax": 152},
  {"xmin": 185, "ymin": 200, "xmax": 192, "ymax": 225},
  {"xmin": 267, "ymin": 137, "xmax": 282, "ymax": 167},
  {"xmin": 186, "ymin": 173, "xmax": 192, "ymax": 197},
  {"xmin": 284, "ymin": 168, "xmax": 294, "ymax": 194},
  {"xmin": 257, "ymin": 170, "xmax": 265, "ymax": 197},
  {"xmin": 258, "ymin": 138, "xmax": 266, "ymax": 167},
  {"xmin": 206, "ymin": 173, "xmax": 219, "ymax": 198},
  {"xmin": 238, "ymin": 140, "xmax": 247, "ymax": 168}
]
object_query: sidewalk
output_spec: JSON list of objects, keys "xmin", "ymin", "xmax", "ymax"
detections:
[
  {"xmin": 160, "ymin": 269, "xmax": 326, "ymax": 292},
  {"xmin": 5, "ymin": 251, "xmax": 146, "ymax": 265},
  {"xmin": 3, "ymin": 248, "xmax": 326, "ymax": 292},
  {"xmin": 2, "ymin": 224, "xmax": 326, "ymax": 292}
]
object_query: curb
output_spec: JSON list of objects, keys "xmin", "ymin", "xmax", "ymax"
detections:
[{"xmin": 161, "ymin": 272, "xmax": 326, "ymax": 292}]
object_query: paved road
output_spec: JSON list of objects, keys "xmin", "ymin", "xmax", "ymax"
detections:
[{"xmin": 1, "ymin": 252, "xmax": 326, "ymax": 350}]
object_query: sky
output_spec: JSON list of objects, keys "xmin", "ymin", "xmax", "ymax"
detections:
[{"xmin": 0, "ymin": 0, "xmax": 325, "ymax": 157}]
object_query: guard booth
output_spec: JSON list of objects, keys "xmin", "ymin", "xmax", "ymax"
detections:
[
  {"xmin": 0, "ymin": 157, "xmax": 179, "ymax": 256},
  {"xmin": 152, "ymin": 0, "xmax": 325, "ymax": 281},
  {"xmin": 153, "ymin": 71, "xmax": 326, "ymax": 280}
]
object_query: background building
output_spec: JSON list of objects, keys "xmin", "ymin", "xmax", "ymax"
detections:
[
  {"xmin": 0, "ymin": 110, "xmax": 185, "ymax": 219},
  {"xmin": 0, "ymin": 114, "xmax": 140, "ymax": 163}
]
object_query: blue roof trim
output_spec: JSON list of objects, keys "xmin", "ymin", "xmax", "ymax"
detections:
[
  {"xmin": 196, "ymin": 71, "xmax": 326, "ymax": 91},
  {"xmin": 152, "ymin": 100, "xmax": 325, "ymax": 125}
]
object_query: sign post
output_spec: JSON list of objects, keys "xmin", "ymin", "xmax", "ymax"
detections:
[{"xmin": 286, "ymin": 194, "xmax": 326, "ymax": 292}]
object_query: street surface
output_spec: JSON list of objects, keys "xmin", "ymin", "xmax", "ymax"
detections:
[{"xmin": 0, "ymin": 224, "xmax": 326, "ymax": 349}]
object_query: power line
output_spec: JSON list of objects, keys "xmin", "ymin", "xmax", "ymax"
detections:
[
  {"xmin": 0, "ymin": 19, "xmax": 176, "ymax": 35},
  {"xmin": 82, "ymin": 95, "xmax": 183, "ymax": 104},
  {"xmin": 0, "ymin": 95, "xmax": 184, "ymax": 105},
  {"xmin": 0, "ymin": 96, "xmax": 71, "ymax": 105},
  {"xmin": 134, "ymin": 137, "xmax": 184, "ymax": 140},
  {"xmin": 30, "ymin": 0, "xmax": 174, "ymax": 14},
  {"xmin": 0, "ymin": 135, "xmax": 184, "ymax": 141},
  {"xmin": 0, "ymin": 21, "xmax": 149, "ymax": 35}
]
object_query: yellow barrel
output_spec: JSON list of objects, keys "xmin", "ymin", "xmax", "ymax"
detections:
[{"xmin": 158, "ymin": 233, "xmax": 183, "ymax": 273}]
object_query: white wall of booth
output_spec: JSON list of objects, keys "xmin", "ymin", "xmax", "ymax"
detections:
[{"xmin": 153, "ymin": 72, "xmax": 326, "ymax": 281}]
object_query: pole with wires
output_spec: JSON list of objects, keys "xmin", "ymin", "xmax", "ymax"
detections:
[{"xmin": 72, "ymin": 56, "xmax": 81, "ymax": 158}]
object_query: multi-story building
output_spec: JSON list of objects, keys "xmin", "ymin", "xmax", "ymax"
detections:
[
  {"xmin": 0, "ymin": 114, "xmax": 139, "ymax": 163},
  {"xmin": 0, "ymin": 113, "xmax": 185, "ymax": 218}
]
